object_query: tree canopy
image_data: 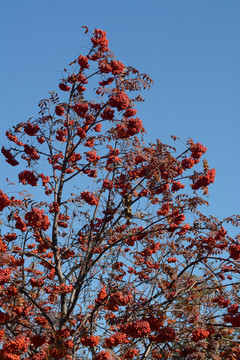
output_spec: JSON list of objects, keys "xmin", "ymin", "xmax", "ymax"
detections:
[{"xmin": 0, "ymin": 27, "xmax": 240, "ymax": 360}]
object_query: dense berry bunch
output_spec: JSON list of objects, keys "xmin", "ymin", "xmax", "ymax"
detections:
[{"xmin": 191, "ymin": 328, "xmax": 210, "ymax": 342}]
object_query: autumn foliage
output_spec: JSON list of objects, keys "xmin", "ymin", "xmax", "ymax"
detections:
[{"xmin": 0, "ymin": 27, "xmax": 240, "ymax": 360}]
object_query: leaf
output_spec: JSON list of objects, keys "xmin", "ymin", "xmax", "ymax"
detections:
[
  {"xmin": 203, "ymin": 187, "xmax": 209, "ymax": 196},
  {"xmin": 69, "ymin": 59, "xmax": 77, "ymax": 66},
  {"xmin": 203, "ymin": 158, "xmax": 209, "ymax": 171},
  {"xmin": 82, "ymin": 26, "xmax": 89, "ymax": 34}
]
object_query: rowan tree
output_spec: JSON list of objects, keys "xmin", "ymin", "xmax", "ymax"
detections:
[{"xmin": 0, "ymin": 27, "xmax": 240, "ymax": 360}]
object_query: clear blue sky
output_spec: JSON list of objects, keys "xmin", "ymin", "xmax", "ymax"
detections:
[{"xmin": 1, "ymin": 0, "xmax": 240, "ymax": 220}]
